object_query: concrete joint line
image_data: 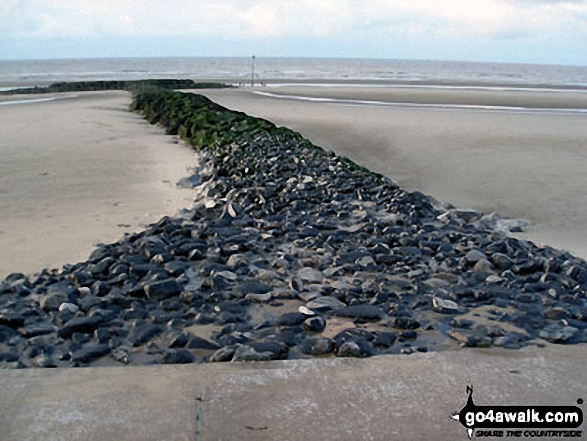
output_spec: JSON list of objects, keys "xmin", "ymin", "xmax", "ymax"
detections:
[{"xmin": 195, "ymin": 397, "xmax": 203, "ymax": 441}]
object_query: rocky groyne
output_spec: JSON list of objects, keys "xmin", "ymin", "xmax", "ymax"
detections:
[
  {"xmin": 0, "ymin": 79, "xmax": 231, "ymax": 95},
  {"xmin": 1, "ymin": 88, "xmax": 586, "ymax": 368}
]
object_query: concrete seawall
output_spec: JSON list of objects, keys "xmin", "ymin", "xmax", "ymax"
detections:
[{"xmin": 1, "ymin": 345, "xmax": 585, "ymax": 440}]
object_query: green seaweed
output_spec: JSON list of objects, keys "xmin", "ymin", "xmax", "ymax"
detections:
[{"xmin": 1, "ymin": 80, "xmax": 231, "ymax": 95}]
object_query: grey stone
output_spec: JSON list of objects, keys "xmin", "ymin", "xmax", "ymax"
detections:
[
  {"xmin": 336, "ymin": 341, "xmax": 362, "ymax": 358},
  {"xmin": 276, "ymin": 312, "xmax": 306, "ymax": 327},
  {"xmin": 245, "ymin": 293, "xmax": 272, "ymax": 303},
  {"xmin": 432, "ymin": 297, "xmax": 460, "ymax": 314},
  {"xmin": 306, "ymin": 296, "xmax": 346, "ymax": 312},
  {"xmin": 297, "ymin": 267, "xmax": 324, "ymax": 284},
  {"xmin": 393, "ymin": 317, "xmax": 420, "ymax": 330},
  {"xmin": 303, "ymin": 316, "xmax": 326, "ymax": 333},
  {"xmin": 70, "ymin": 343, "xmax": 111, "ymax": 364},
  {"xmin": 539, "ymin": 325, "xmax": 578, "ymax": 343},
  {"xmin": 58, "ymin": 316, "xmax": 103, "ymax": 339},
  {"xmin": 185, "ymin": 335, "xmax": 220, "ymax": 351},
  {"xmin": 333, "ymin": 305, "xmax": 383, "ymax": 320},
  {"xmin": 210, "ymin": 346, "xmax": 237, "ymax": 362},
  {"xmin": 161, "ymin": 349, "xmax": 195, "ymax": 364},
  {"xmin": 231, "ymin": 345, "xmax": 276, "ymax": 362},
  {"xmin": 301, "ymin": 338, "xmax": 333, "ymax": 355},
  {"xmin": 237, "ymin": 280, "xmax": 271, "ymax": 295},
  {"xmin": 144, "ymin": 279, "xmax": 183, "ymax": 300},
  {"xmin": 542, "ymin": 307, "xmax": 569, "ymax": 320},
  {"xmin": 0, "ymin": 312, "xmax": 25, "ymax": 329},
  {"xmin": 127, "ymin": 324, "xmax": 164, "ymax": 347},
  {"xmin": 464, "ymin": 250, "xmax": 487, "ymax": 264}
]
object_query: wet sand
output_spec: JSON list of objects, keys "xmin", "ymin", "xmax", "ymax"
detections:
[
  {"xmin": 0, "ymin": 91, "xmax": 195, "ymax": 279},
  {"xmin": 196, "ymin": 86, "xmax": 587, "ymax": 260}
]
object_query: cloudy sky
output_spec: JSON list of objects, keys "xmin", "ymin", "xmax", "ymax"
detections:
[{"xmin": 0, "ymin": 0, "xmax": 585, "ymax": 64}]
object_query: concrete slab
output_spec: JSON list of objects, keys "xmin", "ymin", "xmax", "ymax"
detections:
[{"xmin": 1, "ymin": 345, "xmax": 585, "ymax": 441}]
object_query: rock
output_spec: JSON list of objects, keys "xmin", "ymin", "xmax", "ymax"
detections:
[
  {"xmin": 298, "ymin": 306, "xmax": 316, "ymax": 316},
  {"xmin": 4, "ymin": 273, "xmax": 27, "ymax": 284},
  {"xmin": 216, "ymin": 270, "xmax": 237, "ymax": 281},
  {"xmin": 432, "ymin": 297, "xmax": 460, "ymax": 314},
  {"xmin": 333, "ymin": 305, "xmax": 383, "ymax": 320},
  {"xmin": 0, "ymin": 325, "xmax": 18, "ymax": 343},
  {"xmin": 301, "ymin": 338, "xmax": 333, "ymax": 355},
  {"xmin": 392, "ymin": 317, "xmax": 420, "ymax": 330},
  {"xmin": 94, "ymin": 328, "xmax": 111, "ymax": 344},
  {"xmin": 473, "ymin": 259, "xmax": 494, "ymax": 273},
  {"xmin": 249, "ymin": 341, "xmax": 288, "ymax": 358},
  {"xmin": 336, "ymin": 341, "xmax": 362, "ymax": 357},
  {"xmin": 211, "ymin": 346, "xmax": 237, "ymax": 362},
  {"xmin": 58, "ymin": 316, "xmax": 104, "ymax": 338},
  {"xmin": 78, "ymin": 295, "xmax": 104, "ymax": 312},
  {"xmin": 245, "ymin": 293, "xmax": 272, "ymax": 303},
  {"xmin": 297, "ymin": 291, "xmax": 321, "ymax": 302},
  {"xmin": 289, "ymin": 277, "xmax": 303, "ymax": 291},
  {"xmin": 400, "ymin": 330, "xmax": 417, "ymax": 340},
  {"xmin": 144, "ymin": 279, "xmax": 183, "ymax": 300},
  {"xmin": 78, "ymin": 287, "xmax": 91, "ymax": 296},
  {"xmin": 0, "ymin": 351, "xmax": 20, "ymax": 363},
  {"xmin": 161, "ymin": 349, "xmax": 195, "ymax": 364},
  {"xmin": 112, "ymin": 348, "xmax": 131, "ymax": 364},
  {"xmin": 464, "ymin": 250, "xmax": 487, "ymax": 264},
  {"xmin": 542, "ymin": 307, "xmax": 569, "ymax": 320},
  {"xmin": 306, "ymin": 296, "xmax": 346, "ymax": 312},
  {"xmin": 446, "ymin": 330, "xmax": 492, "ymax": 347},
  {"xmin": 493, "ymin": 333, "xmax": 526, "ymax": 349},
  {"xmin": 297, "ymin": 267, "xmax": 324, "ymax": 283},
  {"xmin": 485, "ymin": 275, "xmax": 503, "ymax": 284},
  {"xmin": 231, "ymin": 345, "xmax": 277, "ymax": 362},
  {"xmin": 58, "ymin": 303, "xmax": 79, "ymax": 313},
  {"xmin": 19, "ymin": 324, "xmax": 55, "ymax": 339},
  {"xmin": 33, "ymin": 353, "xmax": 57, "ymax": 368},
  {"xmin": 356, "ymin": 256, "xmax": 376, "ymax": 268},
  {"xmin": 0, "ymin": 312, "xmax": 25, "ymax": 329},
  {"xmin": 303, "ymin": 316, "xmax": 326, "ymax": 332},
  {"xmin": 450, "ymin": 208, "xmax": 482, "ymax": 222},
  {"xmin": 39, "ymin": 288, "xmax": 74, "ymax": 311},
  {"xmin": 237, "ymin": 280, "xmax": 271, "ymax": 295},
  {"xmin": 164, "ymin": 260, "xmax": 189, "ymax": 277},
  {"xmin": 185, "ymin": 335, "xmax": 220, "ymax": 350},
  {"xmin": 539, "ymin": 325, "xmax": 578, "ymax": 343},
  {"xmin": 424, "ymin": 278, "xmax": 450, "ymax": 288},
  {"xmin": 373, "ymin": 332, "xmax": 397, "ymax": 348},
  {"xmin": 276, "ymin": 312, "xmax": 307, "ymax": 327},
  {"xmin": 127, "ymin": 324, "xmax": 164, "ymax": 347},
  {"xmin": 70, "ymin": 343, "xmax": 111, "ymax": 363},
  {"xmin": 491, "ymin": 253, "xmax": 512, "ymax": 271},
  {"xmin": 226, "ymin": 254, "xmax": 249, "ymax": 268}
]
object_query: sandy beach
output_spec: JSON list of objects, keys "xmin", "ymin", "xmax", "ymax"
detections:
[
  {"xmin": 197, "ymin": 86, "xmax": 587, "ymax": 260},
  {"xmin": 0, "ymin": 91, "xmax": 195, "ymax": 279}
]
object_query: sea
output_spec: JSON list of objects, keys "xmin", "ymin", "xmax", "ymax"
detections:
[{"xmin": 1, "ymin": 57, "xmax": 587, "ymax": 90}]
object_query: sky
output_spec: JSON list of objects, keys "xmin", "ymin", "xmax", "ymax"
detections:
[{"xmin": 0, "ymin": 0, "xmax": 586, "ymax": 65}]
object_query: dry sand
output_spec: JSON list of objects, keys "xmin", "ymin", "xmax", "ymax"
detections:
[
  {"xmin": 0, "ymin": 91, "xmax": 195, "ymax": 279},
  {"xmin": 197, "ymin": 86, "xmax": 587, "ymax": 260}
]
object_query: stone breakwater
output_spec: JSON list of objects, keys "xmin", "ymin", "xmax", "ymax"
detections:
[
  {"xmin": 1, "ymin": 89, "xmax": 587, "ymax": 369},
  {"xmin": 0, "ymin": 79, "xmax": 231, "ymax": 95}
]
